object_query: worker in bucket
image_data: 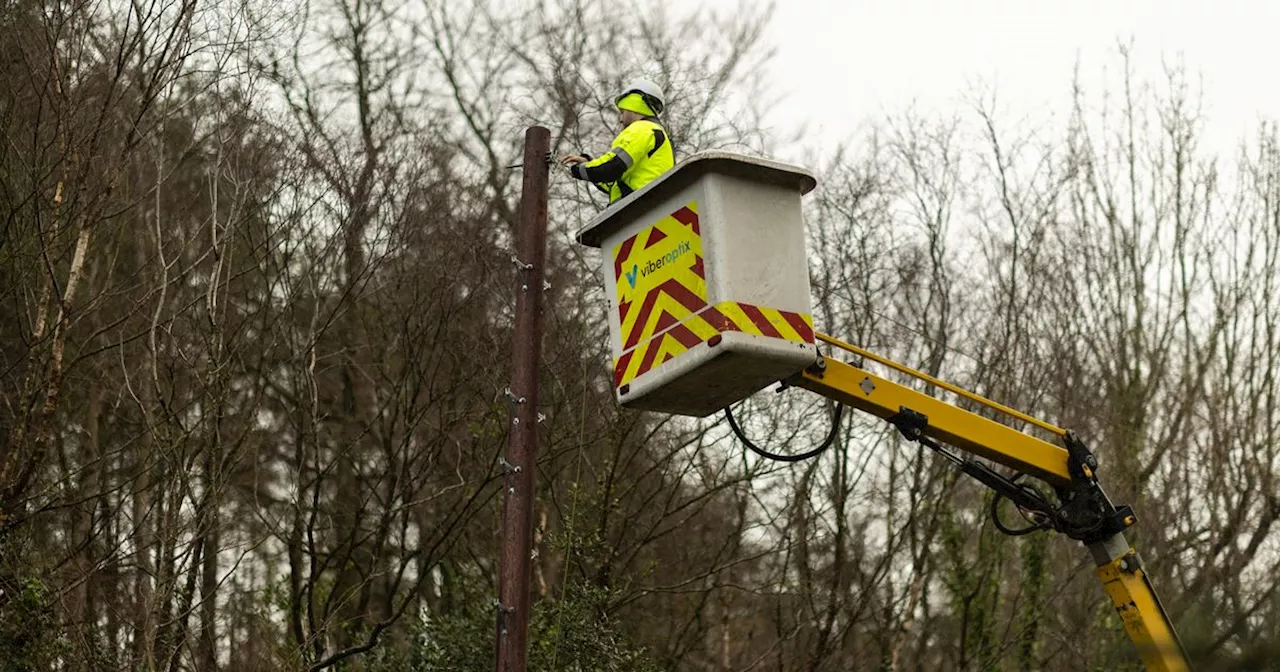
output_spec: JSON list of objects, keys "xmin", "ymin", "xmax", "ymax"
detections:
[{"xmin": 559, "ymin": 79, "xmax": 674, "ymax": 203}]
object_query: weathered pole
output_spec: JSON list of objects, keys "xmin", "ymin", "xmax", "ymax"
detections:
[{"xmin": 496, "ymin": 125, "xmax": 551, "ymax": 672}]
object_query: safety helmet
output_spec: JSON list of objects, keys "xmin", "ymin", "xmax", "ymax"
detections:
[{"xmin": 614, "ymin": 78, "xmax": 665, "ymax": 117}]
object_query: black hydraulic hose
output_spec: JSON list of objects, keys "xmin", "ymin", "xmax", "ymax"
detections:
[
  {"xmin": 724, "ymin": 401, "xmax": 844, "ymax": 463},
  {"xmin": 990, "ymin": 490, "xmax": 1052, "ymax": 536}
]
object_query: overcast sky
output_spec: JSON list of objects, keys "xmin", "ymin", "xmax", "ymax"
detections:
[{"xmin": 699, "ymin": 0, "xmax": 1280, "ymax": 161}]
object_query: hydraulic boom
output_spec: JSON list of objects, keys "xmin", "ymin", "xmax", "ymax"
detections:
[{"xmin": 788, "ymin": 334, "xmax": 1189, "ymax": 671}]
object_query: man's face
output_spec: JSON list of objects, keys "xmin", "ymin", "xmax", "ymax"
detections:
[{"xmin": 619, "ymin": 109, "xmax": 642, "ymax": 127}]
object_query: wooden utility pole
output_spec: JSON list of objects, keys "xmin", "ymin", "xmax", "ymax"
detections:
[{"xmin": 496, "ymin": 125, "xmax": 551, "ymax": 672}]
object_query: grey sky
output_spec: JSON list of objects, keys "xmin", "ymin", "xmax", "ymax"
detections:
[{"xmin": 699, "ymin": 0, "xmax": 1280, "ymax": 160}]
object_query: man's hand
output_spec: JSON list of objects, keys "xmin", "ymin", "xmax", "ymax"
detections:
[{"xmin": 559, "ymin": 154, "xmax": 588, "ymax": 166}]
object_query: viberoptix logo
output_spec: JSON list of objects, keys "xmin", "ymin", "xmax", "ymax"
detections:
[
  {"xmin": 622, "ymin": 240, "xmax": 692, "ymax": 289},
  {"xmin": 643, "ymin": 241, "xmax": 691, "ymax": 275}
]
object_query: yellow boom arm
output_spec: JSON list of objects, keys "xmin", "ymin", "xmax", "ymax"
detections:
[{"xmin": 788, "ymin": 335, "xmax": 1189, "ymax": 671}]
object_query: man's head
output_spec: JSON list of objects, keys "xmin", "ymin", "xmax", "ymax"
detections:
[
  {"xmin": 617, "ymin": 103, "xmax": 646, "ymax": 127},
  {"xmin": 614, "ymin": 79, "xmax": 665, "ymax": 126}
]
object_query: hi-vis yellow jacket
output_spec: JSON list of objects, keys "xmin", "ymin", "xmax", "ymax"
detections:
[{"xmin": 570, "ymin": 119, "xmax": 674, "ymax": 203}]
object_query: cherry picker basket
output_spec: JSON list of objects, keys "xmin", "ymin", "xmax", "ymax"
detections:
[{"xmin": 576, "ymin": 152, "xmax": 819, "ymax": 417}]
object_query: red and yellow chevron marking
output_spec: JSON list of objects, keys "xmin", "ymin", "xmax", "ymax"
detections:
[
  {"xmin": 613, "ymin": 301, "xmax": 814, "ymax": 387},
  {"xmin": 613, "ymin": 202, "xmax": 705, "ymax": 352}
]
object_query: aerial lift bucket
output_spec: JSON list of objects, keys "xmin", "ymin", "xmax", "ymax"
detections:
[{"xmin": 575, "ymin": 152, "xmax": 819, "ymax": 417}]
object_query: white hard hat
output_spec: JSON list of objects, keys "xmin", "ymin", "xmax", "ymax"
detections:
[{"xmin": 614, "ymin": 78, "xmax": 666, "ymax": 115}]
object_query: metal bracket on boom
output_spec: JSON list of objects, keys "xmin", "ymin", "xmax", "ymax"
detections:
[{"xmin": 1053, "ymin": 432, "xmax": 1137, "ymax": 544}]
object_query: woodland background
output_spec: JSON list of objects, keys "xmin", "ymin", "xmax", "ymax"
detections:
[{"xmin": 3, "ymin": 0, "xmax": 1280, "ymax": 670}]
